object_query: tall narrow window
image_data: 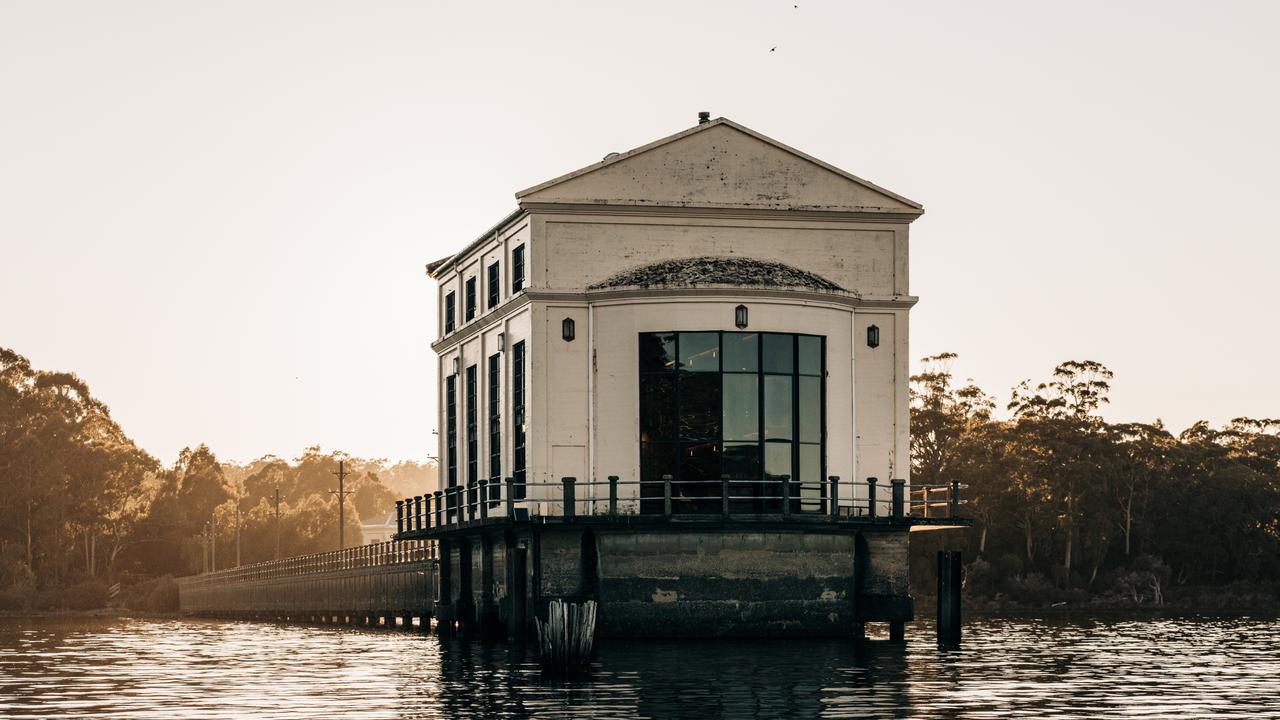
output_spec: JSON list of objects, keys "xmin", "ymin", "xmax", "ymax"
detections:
[
  {"xmin": 487, "ymin": 353, "xmax": 501, "ymax": 505},
  {"xmin": 487, "ymin": 262, "xmax": 500, "ymax": 309},
  {"xmin": 444, "ymin": 292, "xmax": 456, "ymax": 334},
  {"xmin": 512, "ymin": 245, "xmax": 525, "ymax": 294},
  {"xmin": 446, "ymin": 374, "xmax": 457, "ymax": 489},
  {"xmin": 465, "ymin": 277, "xmax": 477, "ymax": 322},
  {"xmin": 512, "ymin": 340, "xmax": 527, "ymax": 499},
  {"xmin": 466, "ymin": 365, "xmax": 478, "ymax": 512},
  {"xmin": 639, "ymin": 332, "xmax": 825, "ymax": 515}
]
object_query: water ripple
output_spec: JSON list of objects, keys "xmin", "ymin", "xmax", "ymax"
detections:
[{"xmin": 1, "ymin": 616, "xmax": 1278, "ymax": 719}]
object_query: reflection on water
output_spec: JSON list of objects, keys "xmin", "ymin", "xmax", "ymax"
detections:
[{"xmin": 1, "ymin": 616, "xmax": 1278, "ymax": 719}]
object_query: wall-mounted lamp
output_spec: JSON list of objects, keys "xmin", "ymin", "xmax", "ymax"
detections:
[
  {"xmin": 562, "ymin": 317, "xmax": 576, "ymax": 342},
  {"xmin": 497, "ymin": 332, "xmax": 505, "ymax": 351},
  {"xmin": 735, "ymin": 304, "xmax": 748, "ymax": 329},
  {"xmin": 452, "ymin": 357, "xmax": 460, "ymax": 374},
  {"xmin": 867, "ymin": 324, "xmax": 880, "ymax": 349}
]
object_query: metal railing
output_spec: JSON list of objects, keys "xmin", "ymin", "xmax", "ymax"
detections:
[
  {"xmin": 181, "ymin": 539, "xmax": 436, "ymax": 587},
  {"xmin": 396, "ymin": 476, "xmax": 966, "ymax": 535}
]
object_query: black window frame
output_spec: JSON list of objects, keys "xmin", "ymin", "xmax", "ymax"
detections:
[
  {"xmin": 446, "ymin": 373, "xmax": 458, "ymax": 524},
  {"xmin": 512, "ymin": 340, "xmax": 527, "ymax": 499},
  {"xmin": 444, "ymin": 292, "xmax": 456, "ymax": 335},
  {"xmin": 487, "ymin": 352, "xmax": 501, "ymax": 506},
  {"xmin": 487, "ymin": 262, "xmax": 500, "ymax": 309},
  {"xmin": 466, "ymin": 364, "xmax": 478, "ymax": 510},
  {"xmin": 465, "ymin": 277, "xmax": 477, "ymax": 322},
  {"xmin": 639, "ymin": 331, "xmax": 826, "ymax": 515},
  {"xmin": 511, "ymin": 245, "xmax": 525, "ymax": 294}
]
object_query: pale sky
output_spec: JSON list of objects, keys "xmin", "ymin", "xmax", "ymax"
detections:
[{"xmin": 2, "ymin": 1, "xmax": 1277, "ymax": 465}]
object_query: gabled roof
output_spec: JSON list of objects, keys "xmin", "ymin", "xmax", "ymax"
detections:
[{"xmin": 516, "ymin": 117, "xmax": 922, "ymax": 215}]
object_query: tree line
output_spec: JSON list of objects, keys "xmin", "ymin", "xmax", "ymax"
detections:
[
  {"xmin": 0, "ymin": 347, "xmax": 436, "ymax": 610},
  {"xmin": 911, "ymin": 353, "xmax": 1280, "ymax": 607}
]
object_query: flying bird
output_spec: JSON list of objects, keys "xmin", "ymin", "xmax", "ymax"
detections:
[{"xmin": 770, "ymin": 46, "xmax": 777, "ymax": 52}]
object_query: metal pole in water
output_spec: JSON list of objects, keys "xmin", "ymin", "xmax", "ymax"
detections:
[{"xmin": 937, "ymin": 550, "xmax": 962, "ymax": 646}]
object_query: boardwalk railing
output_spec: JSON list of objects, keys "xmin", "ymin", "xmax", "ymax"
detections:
[
  {"xmin": 397, "ymin": 476, "xmax": 967, "ymax": 535},
  {"xmin": 178, "ymin": 540, "xmax": 436, "ymax": 620}
]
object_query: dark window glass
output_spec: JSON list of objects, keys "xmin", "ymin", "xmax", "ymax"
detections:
[
  {"xmin": 639, "ymin": 333, "xmax": 677, "ymax": 372},
  {"xmin": 678, "ymin": 332, "xmax": 719, "ymax": 372},
  {"xmin": 678, "ymin": 441, "xmax": 720, "ymax": 513},
  {"xmin": 763, "ymin": 333, "xmax": 793, "ymax": 374},
  {"xmin": 798, "ymin": 335, "xmax": 822, "ymax": 376},
  {"xmin": 465, "ymin": 278, "xmax": 476, "ymax": 321},
  {"xmin": 639, "ymin": 374, "xmax": 676, "ymax": 442},
  {"xmin": 764, "ymin": 441, "xmax": 792, "ymax": 480},
  {"xmin": 678, "ymin": 373, "xmax": 721, "ymax": 441},
  {"xmin": 637, "ymin": 331, "xmax": 825, "ymax": 515},
  {"xmin": 512, "ymin": 245, "xmax": 525, "ymax": 294},
  {"xmin": 446, "ymin": 375, "xmax": 457, "ymax": 488},
  {"xmin": 466, "ymin": 365, "xmax": 477, "ymax": 487},
  {"xmin": 512, "ymin": 341, "xmax": 526, "ymax": 499},
  {"xmin": 487, "ymin": 262, "xmax": 500, "ymax": 309},
  {"xmin": 722, "ymin": 333, "xmax": 758, "ymax": 372},
  {"xmin": 722, "ymin": 374, "xmax": 758, "ymax": 441},
  {"xmin": 799, "ymin": 376, "xmax": 821, "ymax": 442},
  {"xmin": 799, "ymin": 443, "xmax": 822, "ymax": 512},
  {"xmin": 640, "ymin": 441, "xmax": 676, "ymax": 515},
  {"xmin": 764, "ymin": 375, "xmax": 793, "ymax": 440},
  {"xmin": 488, "ymin": 353, "xmax": 501, "ymax": 485},
  {"xmin": 444, "ymin": 292, "xmax": 455, "ymax": 334}
]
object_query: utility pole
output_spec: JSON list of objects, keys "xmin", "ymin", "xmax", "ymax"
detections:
[
  {"xmin": 273, "ymin": 486, "xmax": 284, "ymax": 560},
  {"xmin": 202, "ymin": 522, "xmax": 210, "ymax": 574},
  {"xmin": 329, "ymin": 460, "xmax": 354, "ymax": 550},
  {"xmin": 210, "ymin": 513, "xmax": 217, "ymax": 572},
  {"xmin": 235, "ymin": 505, "xmax": 241, "ymax": 568}
]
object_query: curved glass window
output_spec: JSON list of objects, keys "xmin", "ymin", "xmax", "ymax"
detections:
[{"xmin": 639, "ymin": 331, "xmax": 826, "ymax": 514}]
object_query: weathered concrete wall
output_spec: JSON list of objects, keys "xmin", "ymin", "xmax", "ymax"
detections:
[{"xmin": 591, "ymin": 529, "xmax": 860, "ymax": 638}]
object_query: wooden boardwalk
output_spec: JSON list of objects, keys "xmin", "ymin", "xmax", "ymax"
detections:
[{"xmin": 178, "ymin": 540, "xmax": 437, "ymax": 629}]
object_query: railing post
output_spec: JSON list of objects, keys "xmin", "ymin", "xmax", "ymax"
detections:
[
  {"xmin": 421, "ymin": 495, "xmax": 431, "ymax": 530},
  {"xmin": 721, "ymin": 474, "xmax": 730, "ymax": 518},
  {"xmin": 950, "ymin": 478, "xmax": 960, "ymax": 518},
  {"xmin": 467, "ymin": 481, "xmax": 477, "ymax": 522},
  {"xmin": 433, "ymin": 490, "xmax": 443, "ymax": 528},
  {"xmin": 414, "ymin": 496, "xmax": 422, "ymax": 531},
  {"xmin": 478, "ymin": 479, "xmax": 488, "ymax": 520},
  {"xmin": 608, "ymin": 475, "xmax": 618, "ymax": 516},
  {"xmin": 662, "ymin": 474, "xmax": 673, "ymax": 518},
  {"xmin": 866, "ymin": 477, "xmax": 878, "ymax": 518},
  {"xmin": 395, "ymin": 500, "xmax": 404, "ymax": 535},
  {"xmin": 505, "ymin": 477, "xmax": 515, "ymax": 519},
  {"xmin": 828, "ymin": 476, "xmax": 839, "ymax": 516},
  {"xmin": 562, "ymin": 477, "xmax": 576, "ymax": 519},
  {"xmin": 781, "ymin": 474, "xmax": 792, "ymax": 518},
  {"xmin": 891, "ymin": 479, "xmax": 905, "ymax": 520}
]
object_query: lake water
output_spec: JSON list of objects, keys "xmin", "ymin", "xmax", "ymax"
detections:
[{"xmin": 1, "ymin": 616, "xmax": 1277, "ymax": 719}]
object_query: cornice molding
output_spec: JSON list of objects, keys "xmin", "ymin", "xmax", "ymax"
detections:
[
  {"xmin": 520, "ymin": 202, "xmax": 920, "ymax": 224},
  {"xmin": 430, "ymin": 293, "xmax": 531, "ymax": 354},
  {"xmin": 525, "ymin": 287, "xmax": 918, "ymax": 310}
]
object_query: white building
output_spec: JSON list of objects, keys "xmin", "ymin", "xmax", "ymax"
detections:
[{"xmin": 426, "ymin": 116, "xmax": 920, "ymax": 517}]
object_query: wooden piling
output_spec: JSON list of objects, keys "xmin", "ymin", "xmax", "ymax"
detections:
[{"xmin": 535, "ymin": 599, "xmax": 597, "ymax": 676}]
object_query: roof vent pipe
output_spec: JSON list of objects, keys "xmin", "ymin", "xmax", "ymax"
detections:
[{"xmin": 698, "ymin": 111, "xmax": 711, "ymax": 124}]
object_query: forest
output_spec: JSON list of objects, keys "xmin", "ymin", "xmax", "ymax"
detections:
[
  {"xmin": 0, "ymin": 347, "xmax": 435, "ymax": 611},
  {"xmin": 909, "ymin": 354, "xmax": 1280, "ymax": 610},
  {"xmin": 2, "ymin": 344, "xmax": 1277, "ymax": 613}
]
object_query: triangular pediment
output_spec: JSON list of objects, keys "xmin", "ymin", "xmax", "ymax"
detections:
[{"xmin": 516, "ymin": 119, "xmax": 922, "ymax": 216}]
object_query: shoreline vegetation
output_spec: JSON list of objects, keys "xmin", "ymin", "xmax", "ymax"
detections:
[
  {"xmin": 3, "ymin": 346, "xmax": 1278, "ymax": 618},
  {"xmin": 0, "ymin": 347, "xmax": 433, "ymax": 615},
  {"xmin": 907, "ymin": 354, "xmax": 1279, "ymax": 617}
]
